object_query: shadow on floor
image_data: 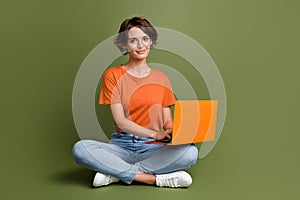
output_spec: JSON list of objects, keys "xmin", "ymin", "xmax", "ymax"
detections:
[
  {"xmin": 50, "ymin": 167, "xmax": 95, "ymax": 188},
  {"xmin": 50, "ymin": 167, "xmax": 158, "ymax": 188}
]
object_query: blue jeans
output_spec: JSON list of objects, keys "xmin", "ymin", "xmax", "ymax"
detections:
[{"xmin": 72, "ymin": 132, "xmax": 198, "ymax": 184}]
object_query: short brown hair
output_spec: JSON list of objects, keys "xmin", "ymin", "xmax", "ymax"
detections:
[{"xmin": 114, "ymin": 17, "xmax": 158, "ymax": 54}]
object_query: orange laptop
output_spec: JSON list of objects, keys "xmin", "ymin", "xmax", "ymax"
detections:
[{"xmin": 147, "ymin": 100, "xmax": 218, "ymax": 145}]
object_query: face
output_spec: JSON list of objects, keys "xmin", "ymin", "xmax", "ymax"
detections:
[{"xmin": 125, "ymin": 27, "xmax": 152, "ymax": 60}]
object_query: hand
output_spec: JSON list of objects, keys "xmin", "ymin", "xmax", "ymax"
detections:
[{"xmin": 151, "ymin": 129, "xmax": 172, "ymax": 141}]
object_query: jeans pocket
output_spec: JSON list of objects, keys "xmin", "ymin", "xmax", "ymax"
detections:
[
  {"xmin": 111, "ymin": 132, "xmax": 122, "ymax": 138},
  {"xmin": 110, "ymin": 131, "xmax": 131, "ymax": 142}
]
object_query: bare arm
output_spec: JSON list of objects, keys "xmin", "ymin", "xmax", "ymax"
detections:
[
  {"xmin": 162, "ymin": 106, "xmax": 173, "ymax": 131},
  {"xmin": 109, "ymin": 103, "xmax": 171, "ymax": 140}
]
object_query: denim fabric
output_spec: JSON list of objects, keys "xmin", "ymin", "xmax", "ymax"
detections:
[
  {"xmin": 72, "ymin": 131, "xmax": 198, "ymax": 184},
  {"xmin": 109, "ymin": 132, "xmax": 165, "ymax": 153}
]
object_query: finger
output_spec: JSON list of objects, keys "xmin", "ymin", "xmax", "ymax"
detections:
[{"xmin": 164, "ymin": 133, "xmax": 171, "ymax": 139}]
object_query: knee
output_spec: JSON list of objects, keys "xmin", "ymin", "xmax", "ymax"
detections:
[
  {"xmin": 72, "ymin": 140, "xmax": 91, "ymax": 163},
  {"xmin": 182, "ymin": 145, "xmax": 199, "ymax": 167}
]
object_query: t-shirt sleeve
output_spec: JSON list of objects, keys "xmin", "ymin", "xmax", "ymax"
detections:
[
  {"xmin": 99, "ymin": 70, "xmax": 121, "ymax": 105},
  {"xmin": 162, "ymin": 77, "xmax": 175, "ymax": 107}
]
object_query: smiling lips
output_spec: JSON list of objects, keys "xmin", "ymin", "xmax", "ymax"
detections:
[{"xmin": 135, "ymin": 50, "xmax": 146, "ymax": 54}]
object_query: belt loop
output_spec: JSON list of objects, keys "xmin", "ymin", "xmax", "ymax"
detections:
[{"xmin": 132, "ymin": 136, "xmax": 137, "ymax": 143}]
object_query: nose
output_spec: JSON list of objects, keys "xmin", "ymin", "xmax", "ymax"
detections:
[{"xmin": 137, "ymin": 40, "xmax": 143, "ymax": 49}]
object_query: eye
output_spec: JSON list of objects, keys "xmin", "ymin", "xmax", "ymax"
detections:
[
  {"xmin": 143, "ymin": 36, "xmax": 150, "ymax": 42},
  {"xmin": 128, "ymin": 39, "xmax": 137, "ymax": 44}
]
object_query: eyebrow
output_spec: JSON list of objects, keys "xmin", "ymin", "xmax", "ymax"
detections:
[{"xmin": 128, "ymin": 35, "xmax": 149, "ymax": 40}]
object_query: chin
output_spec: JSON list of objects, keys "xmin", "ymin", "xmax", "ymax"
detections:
[{"xmin": 134, "ymin": 55, "xmax": 148, "ymax": 60}]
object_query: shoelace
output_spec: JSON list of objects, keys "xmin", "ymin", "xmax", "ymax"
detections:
[{"xmin": 160, "ymin": 175, "xmax": 179, "ymax": 187}]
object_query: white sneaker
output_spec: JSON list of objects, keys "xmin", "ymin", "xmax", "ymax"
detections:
[
  {"xmin": 92, "ymin": 172, "xmax": 119, "ymax": 187},
  {"xmin": 156, "ymin": 171, "xmax": 192, "ymax": 188}
]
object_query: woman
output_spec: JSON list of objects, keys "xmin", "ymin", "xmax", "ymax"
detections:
[{"xmin": 72, "ymin": 17, "xmax": 198, "ymax": 188}]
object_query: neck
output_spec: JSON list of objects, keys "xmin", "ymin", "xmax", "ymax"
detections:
[
  {"xmin": 125, "ymin": 57, "xmax": 147, "ymax": 69},
  {"xmin": 123, "ymin": 58, "xmax": 151, "ymax": 78}
]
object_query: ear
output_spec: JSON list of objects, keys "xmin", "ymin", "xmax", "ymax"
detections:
[
  {"xmin": 149, "ymin": 39, "xmax": 154, "ymax": 48},
  {"xmin": 121, "ymin": 43, "xmax": 127, "ymax": 50},
  {"xmin": 121, "ymin": 44, "xmax": 128, "ymax": 53}
]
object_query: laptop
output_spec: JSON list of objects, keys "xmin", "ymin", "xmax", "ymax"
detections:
[{"xmin": 146, "ymin": 100, "xmax": 218, "ymax": 145}]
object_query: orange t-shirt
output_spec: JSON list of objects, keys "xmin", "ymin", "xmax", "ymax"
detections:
[{"xmin": 99, "ymin": 66, "xmax": 175, "ymax": 132}]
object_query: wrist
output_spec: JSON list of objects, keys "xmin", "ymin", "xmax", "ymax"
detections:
[{"xmin": 149, "ymin": 131, "xmax": 158, "ymax": 139}]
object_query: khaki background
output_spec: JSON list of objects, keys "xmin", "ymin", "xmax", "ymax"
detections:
[{"xmin": 1, "ymin": 0, "xmax": 299, "ymax": 199}]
